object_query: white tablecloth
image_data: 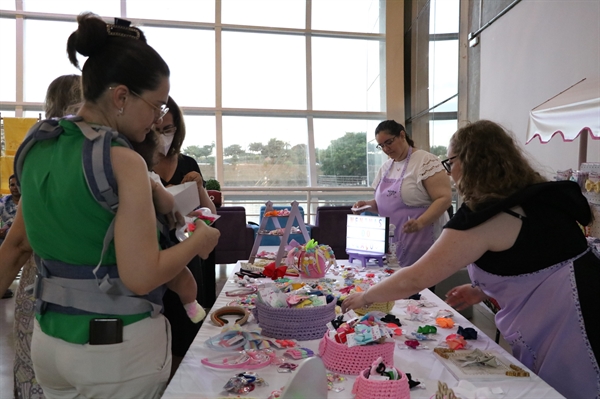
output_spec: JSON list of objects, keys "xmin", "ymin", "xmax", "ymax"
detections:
[{"xmin": 163, "ymin": 261, "xmax": 564, "ymax": 398}]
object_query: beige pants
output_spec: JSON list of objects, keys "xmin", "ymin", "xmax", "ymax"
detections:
[{"xmin": 32, "ymin": 316, "xmax": 171, "ymax": 399}]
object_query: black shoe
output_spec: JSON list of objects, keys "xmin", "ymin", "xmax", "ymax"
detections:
[{"xmin": 2, "ymin": 289, "xmax": 13, "ymax": 299}]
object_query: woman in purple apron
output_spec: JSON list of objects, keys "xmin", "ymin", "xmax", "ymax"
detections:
[
  {"xmin": 353, "ymin": 120, "xmax": 452, "ymax": 266},
  {"xmin": 343, "ymin": 120, "xmax": 599, "ymax": 399}
]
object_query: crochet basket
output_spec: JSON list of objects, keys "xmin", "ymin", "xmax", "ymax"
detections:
[
  {"xmin": 352, "ymin": 367, "xmax": 411, "ymax": 399},
  {"xmin": 252, "ymin": 299, "xmax": 336, "ymax": 341},
  {"xmin": 318, "ymin": 333, "xmax": 395, "ymax": 375},
  {"xmin": 354, "ymin": 301, "xmax": 395, "ymax": 316}
]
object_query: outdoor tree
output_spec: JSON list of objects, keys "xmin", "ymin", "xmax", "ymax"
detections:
[
  {"xmin": 183, "ymin": 143, "xmax": 215, "ymax": 163},
  {"xmin": 430, "ymin": 145, "xmax": 448, "ymax": 160},
  {"xmin": 288, "ymin": 143, "xmax": 307, "ymax": 165},
  {"xmin": 248, "ymin": 142, "xmax": 264, "ymax": 153},
  {"xmin": 224, "ymin": 144, "xmax": 246, "ymax": 167},
  {"xmin": 261, "ymin": 138, "xmax": 289, "ymax": 163},
  {"xmin": 319, "ymin": 132, "xmax": 367, "ymax": 176}
]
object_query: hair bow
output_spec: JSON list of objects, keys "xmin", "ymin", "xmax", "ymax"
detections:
[
  {"xmin": 585, "ymin": 179, "xmax": 600, "ymax": 193},
  {"xmin": 263, "ymin": 262, "xmax": 287, "ymax": 280}
]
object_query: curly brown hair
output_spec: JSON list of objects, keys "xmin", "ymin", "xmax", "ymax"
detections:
[{"xmin": 450, "ymin": 120, "xmax": 546, "ymax": 210}]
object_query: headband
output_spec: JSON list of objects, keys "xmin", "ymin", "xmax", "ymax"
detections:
[{"xmin": 210, "ymin": 306, "xmax": 250, "ymax": 327}]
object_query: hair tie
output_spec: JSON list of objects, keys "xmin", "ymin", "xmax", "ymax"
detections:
[{"xmin": 210, "ymin": 306, "xmax": 250, "ymax": 327}]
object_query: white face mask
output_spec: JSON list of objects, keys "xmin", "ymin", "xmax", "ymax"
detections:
[{"xmin": 159, "ymin": 134, "xmax": 175, "ymax": 155}]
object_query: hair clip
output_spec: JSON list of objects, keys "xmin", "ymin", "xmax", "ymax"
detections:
[
  {"xmin": 284, "ymin": 348, "xmax": 314, "ymax": 360},
  {"xmin": 236, "ymin": 269, "xmax": 265, "ymax": 279},
  {"xmin": 225, "ymin": 287, "xmax": 258, "ymax": 297},
  {"xmin": 210, "ymin": 306, "xmax": 250, "ymax": 327},
  {"xmin": 106, "ymin": 24, "xmax": 141, "ymax": 39},
  {"xmin": 277, "ymin": 362, "xmax": 298, "ymax": 373},
  {"xmin": 201, "ymin": 351, "xmax": 251, "ymax": 369}
]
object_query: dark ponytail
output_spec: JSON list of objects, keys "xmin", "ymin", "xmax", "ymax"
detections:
[{"xmin": 66, "ymin": 13, "xmax": 169, "ymax": 102}]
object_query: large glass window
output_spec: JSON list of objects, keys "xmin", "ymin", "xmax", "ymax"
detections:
[
  {"xmin": 312, "ymin": 0, "xmax": 382, "ymax": 34},
  {"xmin": 222, "ymin": 0, "xmax": 305, "ymax": 29},
  {"xmin": 182, "ymin": 115, "xmax": 217, "ymax": 180},
  {"xmin": 429, "ymin": 40, "xmax": 458, "ymax": 112},
  {"xmin": 23, "ymin": 20, "xmax": 81, "ymax": 102},
  {"xmin": 312, "ymin": 37, "xmax": 381, "ymax": 112},
  {"xmin": 427, "ymin": 0, "xmax": 459, "ymax": 153},
  {"xmin": 142, "ymin": 26, "xmax": 215, "ymax": 107},
  {"xmin": 313, "ymin": 118, "xmax": 380, "ymax": 186},
  {"xmin": 222, "ymin": 116, "xmax": 308, "ymax": 187},
  {"xmin": 0, "ymin": 18, "xmax": 16, "ymax": 101},
  {"xmin": 126, "ymin": 0, "xmax": 214, "ymax": 23},
  {"xmin": 222, "ymin": 31, "xmax": 306, "ymax": 110},
  {"xmin": 1, "ymin": 0, "xmax": 396, "ymax": 194},
  {"xmin": 23, "ymin": 0, "xmax": 120, "ymax": 16}
]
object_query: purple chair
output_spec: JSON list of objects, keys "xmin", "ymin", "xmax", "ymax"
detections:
[
  {"xmin": 214, "ymin": 206, "xmax": 255, "ymax": 264},
  {"xmin": 310, "ymin": 206, "xmax": 354, "ymax": 260}
]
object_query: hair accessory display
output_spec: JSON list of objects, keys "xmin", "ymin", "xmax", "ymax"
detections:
[
  {"xmin": 404, "ymin": 339, "xmax": 420, "ymax": 349},
  {"xmin": 457, "ymin": 326, "xmax": 478, "ymax": 340},
  {"xmin": 506, "ymin": 364, "xmax": 530, "ymax": 377},
  {"xmin": 352, "ymin": 365, "xmax": 411, "ymax": 399},
  {"xmin": 417, "ymin": 325, "xmax": 437, "ymax": 334},
  {"xmin": 210, "ymin": 306, "xmax": 250, "ymax": 327},
  {"xmin": 319, "ymin": 332, "xmax": 395, "ymax": 375},
  {"xmin": 380, "ymin": 314, "xmax": 401, "ymax": 326},
  {"xmin": 225, "ymin": 287, "xmax": 258, "ymax": 297},
  {"xmin": 445, "ymin": 334, "xmax": 467, "ymax": 350},
  {"xmin": 263, "ymin": 262, "xmax": 288, "ymax": 280},
  {"xmin": 205, "ymin": 330, "xmax": 248, "ymax": 352},
  {"xmin": 277, "ymin": 362, "xmax": 298, "ymax": 373},
  {"xmin": 283, "ymin": 348, "xmax": 314, "ymax": 360},
  {"xmin": 202, "ymin": 349, "xmax": 275, "ymax": 370},
  {"xmin": 223, "ymin": 372, "xmax": 267, "ymax": 395},
  {"xmin": 436, "ymin": 317, "xmax": 455, "ymax": 328},
  {"xmin": 286, "ymin": 239, "xmax": 336, "ymax": 278}
]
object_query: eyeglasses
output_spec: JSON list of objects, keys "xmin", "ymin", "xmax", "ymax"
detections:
[
  {"xmin": 441, "ymin": 156, "xmax": 458, "ymax": 173},
  {"xmin": 376, "ymin": 136, "xmax": 397, "ymax": 150},
  {"xmin": 154, "ymin": 125, "xmax": 177, "ymax": 135},
  {"xmin": 130, "ymin": 90, "xmax": 169, "ymax": 124}
]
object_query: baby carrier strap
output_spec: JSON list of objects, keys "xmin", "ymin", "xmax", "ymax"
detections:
[
  {"xmin": 14, "ymin": 116, "xmax": 132, "ymax": 214},
  {"xmin": 33, "ymin": 255, "xmax": 164, "ymax": 317},
  {"xmin": 15, "ymin": 117, "xmax": 163, "ymax": 317}
]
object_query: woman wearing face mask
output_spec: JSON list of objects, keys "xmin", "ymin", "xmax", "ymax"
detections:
[
  {"xmin": 151, "ymin": 96, "xmax": 216, "ymax": 380},
  {"xmin": 153, "ymin": 97, "xmax": 215, "ymax": 214}
]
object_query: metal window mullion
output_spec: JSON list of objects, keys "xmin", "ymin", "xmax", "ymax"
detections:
[
  {"xmin": 305, "ymin": 0, "xmax": 317, "ymax": 189},
  {"xmin": 15, "ymin": 3, "xmax": 24, "ymax": 117},
  {"xmin": 215, "ymin": 0, "xmax": 224, "ymax": 184}
]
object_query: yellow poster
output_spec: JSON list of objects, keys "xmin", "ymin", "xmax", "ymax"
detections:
[
  {"xmin": 0, "ymin": 155, "xmax": 15, "ymax": 195},
  {"xmin": 3, "ymin": 117, "xmax": 37, "ymax": 156}
]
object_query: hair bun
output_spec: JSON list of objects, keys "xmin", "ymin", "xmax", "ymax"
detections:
[{"xmin": 67, "ymin": 13, "xmax": 108, "ymax": 68}]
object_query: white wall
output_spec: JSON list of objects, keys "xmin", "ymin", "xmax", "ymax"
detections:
[{"xmin": 478, "ymin": 0, "xmax": 600, "ymax": 177}]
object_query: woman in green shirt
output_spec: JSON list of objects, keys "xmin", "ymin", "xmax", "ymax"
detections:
[{"xmin": 0, "ymin": 13, "xmax": 219, "ymax": 399}]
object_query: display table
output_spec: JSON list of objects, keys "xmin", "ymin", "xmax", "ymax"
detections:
[{"xmin": 163, "ymin": 261, "xmax": 563, "ymax": 399}]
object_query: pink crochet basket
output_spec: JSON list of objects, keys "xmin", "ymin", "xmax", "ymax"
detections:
[
  {"xmin": 252, "ymin": 299, "xmax": 336, "ymax": 341},
  {"xmin": 318, "ymin": 333, "xmax": 395, "ymax": 375},
  {"xmin": 352, "ymin": 367, "xmax": 411, "ymax": 399}
]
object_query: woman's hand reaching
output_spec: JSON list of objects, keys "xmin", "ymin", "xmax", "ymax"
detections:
[
  {"xmin": 341, "ymin": 292, "xmax": 370, "ymax": 313},
  {"xmin": 445, "ymin": 284, "xmax": 488, "ymax": 311}
]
